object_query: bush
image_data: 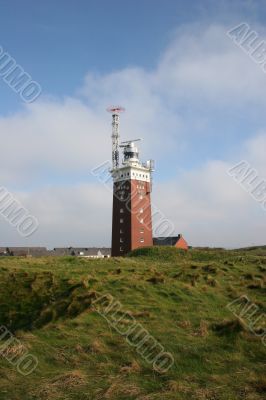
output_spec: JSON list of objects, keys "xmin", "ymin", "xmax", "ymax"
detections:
[{"xmin": 127, "ymin": 246, "xmax": 187, "ymax": 261}]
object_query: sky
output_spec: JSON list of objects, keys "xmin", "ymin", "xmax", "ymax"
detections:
[{"xmin": 0, "ymin": 0, "xmax": 265, "ymax": 248}]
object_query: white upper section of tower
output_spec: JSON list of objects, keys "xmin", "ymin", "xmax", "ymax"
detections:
[
  {"xmin": 111, "ymin": 140, "xmax": 154, "ymax": 183},
  {"xmin": 112, "ymin": 165, "xmax": 151, "ymax": 183},
  {"xmin": 107, "ymin": 107, "xmax": 154, "ymax": 185}
]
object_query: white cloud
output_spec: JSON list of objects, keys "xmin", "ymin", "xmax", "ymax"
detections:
[
  {"xmin": 0, "ymin": 99, "xmax": 111, "ymax": 185},
  {"xmin": 157, "ymin": 23, "xmax": 266, "ymax": 107},
  {"xmin": 245, "ymin": 133, "xmax": 266, "ymax": 170},
  {"xmin": 155, "ymin": 152, "xmax": 266, "ymax": 248},
  {"xmin": 0, "ymin": 183, "xmax": 112, "ymax": 248}
]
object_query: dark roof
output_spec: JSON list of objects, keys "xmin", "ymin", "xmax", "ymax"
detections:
[
  {"xmin": 0, "ymin": 247, "xmax": 111, "ymax": 257},
  {"xmin": 52, "ymin": 247, "xmax": 111, "ymax": 256},
  {"xmin": 0, "ymin": 247, "xmax": 48, "ymax": 256},
  {"xmin": 153, "ymin": 236, "xmax": 181, "ymax": 246}
]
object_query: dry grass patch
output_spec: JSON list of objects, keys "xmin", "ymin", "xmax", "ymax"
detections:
[
  {"xmin": 178, "ymin": 320, "xmax": 192, "ymax": 329},
  {"xmin": 0, "ymin": 342, "xmax": 25, "ymax": 359},
  {"xmin": 31, "ymin": 370, "xmax": 87, "ymax": 400},
  {"xmin": 120, "ymin": 360, "xmax": 141, "ymax": 374},
  {"xmin": 90, "ymin": 338, "xmax": 107, "ymax": 354},
  {"xmin": 103, "ymin": 378, "xmax": 142, "ymax": 399},
  {"xmin": 51, "ymin": 370, "xmax": 86, "ymax": 389},
  {"xmin": 193, "ymin": 320, "xmax": 209, "ymax": 337},
  {"xmin": 167, "ymin": 380, "xmax": 190, "ymax": 393}
]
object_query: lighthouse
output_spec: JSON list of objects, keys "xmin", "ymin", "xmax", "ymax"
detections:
[{"xmin": 107, "ymin": 106, "xmax": 154, "ymax": 256}]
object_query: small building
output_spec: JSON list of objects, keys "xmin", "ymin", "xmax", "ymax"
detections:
[
  {"xmin": 153, "ymin": 234, "xmax": 189, "ymax": 250},
  {"xmin": 51, "ymin": 247, "xmax": 111, "ymax": 258},
  {"xmin": 0, "ymin": 247, "xmax": 48, "ymax": 257},
  {"xmin": 0, "ymin": 247, "xmax": 111, "ymax": 258}
]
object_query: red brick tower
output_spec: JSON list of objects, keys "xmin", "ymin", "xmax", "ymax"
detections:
[{"xmin": 108, "ymin": 107, "xmax": 154, "ymax": 256}]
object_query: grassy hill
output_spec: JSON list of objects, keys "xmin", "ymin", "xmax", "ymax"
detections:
[{"xmin": 0, "ymin": 247, "xmax": 265, "ymax": 400}]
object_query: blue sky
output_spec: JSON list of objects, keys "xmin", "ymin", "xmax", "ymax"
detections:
[
  {"xmin": 0, "ymin": 0, "xmax": 191, "ymax": 112},
  {"xmin": 0, "ymin": 0, "xmax": 265, "ymax": 248},
  {"xmin": 0, "ymin": 0, "xmax": 263, "ymax": 113}
]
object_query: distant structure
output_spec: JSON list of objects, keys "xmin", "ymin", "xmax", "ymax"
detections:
[
  {"xmin": 107, "ymin": 106, "xmax": 154, "ymax": 256},
  {"xmin": 52, "ymin": 247, "xmax": 110, "ymax": 258},
  {"xmin": 0, "ymin": 247, "xmax": 111, "ymax": 258},
  {"xmin": 153, "ymin": 235, "xmax": 189, "ymax": 250},
  {"xmin": 0, "ymin": 247, "xmax": 48, "ymax": 257}
]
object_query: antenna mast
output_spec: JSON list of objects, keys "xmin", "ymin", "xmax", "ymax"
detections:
[{"xmin": 107, "ymin": 106, "xmax": 125, "ymax": 170}]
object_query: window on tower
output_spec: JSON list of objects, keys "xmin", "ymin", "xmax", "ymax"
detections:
[
  {"xmin": 120, "ymin": 208, "xmax": 124, "ymax": 213},
  {"xmin": 140, "ymin": 238, "xmax": 144, "ymax": 243},
  {"xmin": 120, "ymin": 218, "xmax": 124, "ymax": 223}
]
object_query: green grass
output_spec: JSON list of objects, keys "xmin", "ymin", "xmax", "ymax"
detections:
[{"xmin": 0, "ymin": 247, "xmax": 265, "ymax": 399}]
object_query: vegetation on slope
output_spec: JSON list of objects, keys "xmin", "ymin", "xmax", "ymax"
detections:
[{"xmin": 0, "ymin": 247, "xmax": 265, "ymax": 399}]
